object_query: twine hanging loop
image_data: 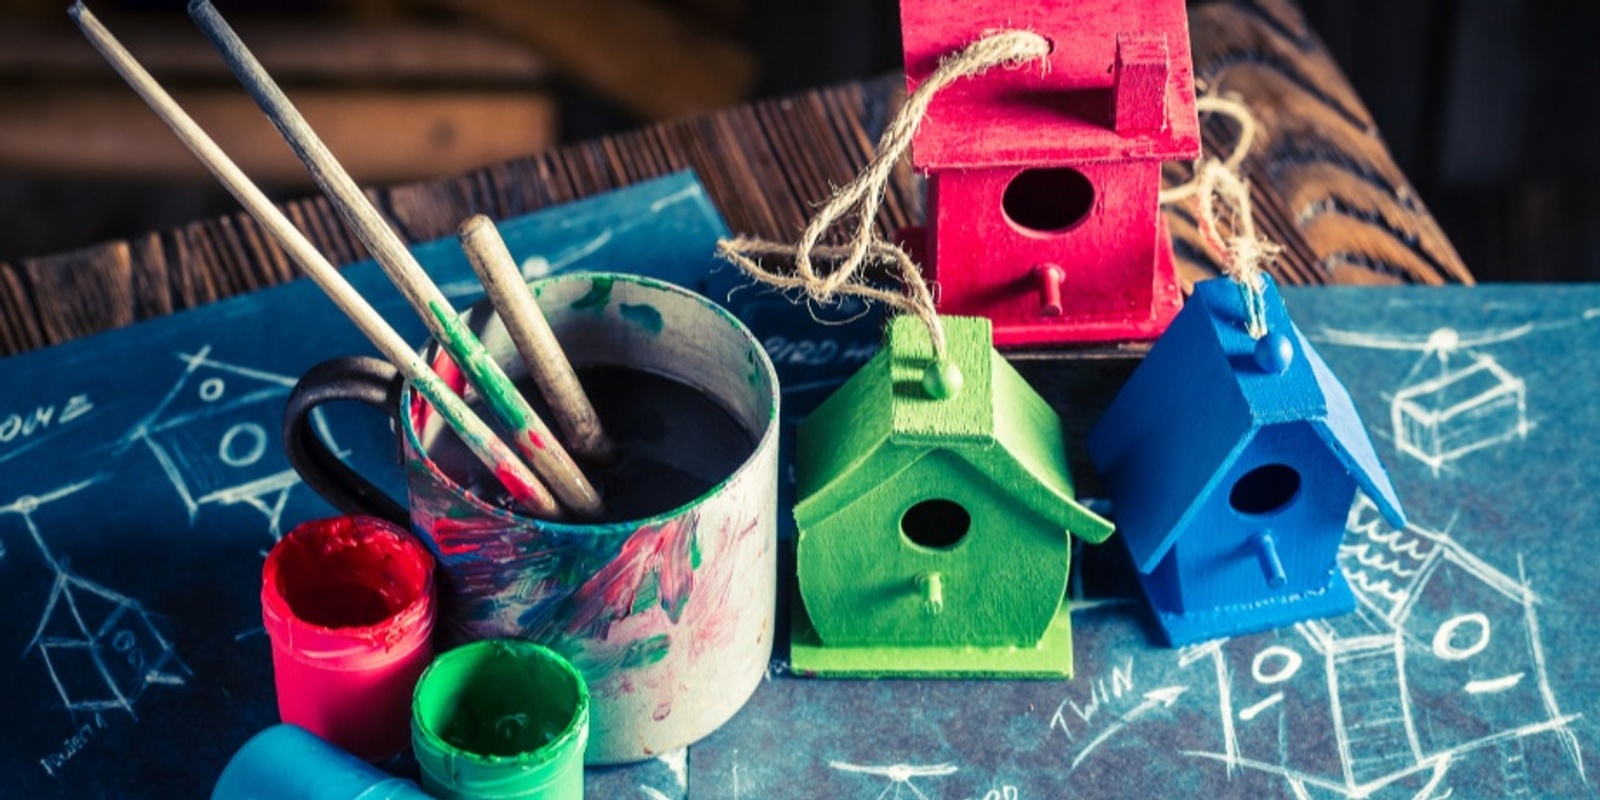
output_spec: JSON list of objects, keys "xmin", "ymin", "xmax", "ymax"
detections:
[
  {"xmin": 716, "ymin": 29, "xmax": 1052, "ymax": 362},
  {"xmin": 1161, "ymin": 95, "xmax": 1280, "ymax": 339}
]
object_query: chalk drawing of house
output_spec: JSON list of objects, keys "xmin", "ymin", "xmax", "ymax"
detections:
[
  {"xmin": 1181, "ymin": 497, "xmax": 1583, "ymax": 799},
  {"xmin": 130, "ymin": 346, "xmax": 344, "ymax": 540}
]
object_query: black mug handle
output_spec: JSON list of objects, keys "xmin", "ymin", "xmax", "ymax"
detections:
[{"xmin": 282, "ymin": 356, "xmax": 410, "ymax": 527}]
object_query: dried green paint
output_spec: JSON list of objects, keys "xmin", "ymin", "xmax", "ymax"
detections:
[
  {"xmin": 618, "ymin": 303, "xmax": 663, "ymax": 335},
  {"xmin": 412, "ymin": 370, "xmax": 491, "ymax": 450},
  {"xmin": 443, "ymin": 504, "xmax": 480, "ymax": 520},
  {"xmin": 429, "ymin": 301, "xmax": 534, "ymax": 431},
  {"xmin": 570, "ymin": 275, "xmax": 614, "ymax": 312},
  {"xmin": 631, "ymin": 572, "xmax": 661, "ymax": 615},
  {"xmin": 619, "ymin": 634, "xmax": 671, "ymax": 669}
]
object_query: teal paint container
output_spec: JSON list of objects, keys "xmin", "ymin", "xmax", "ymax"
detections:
[
  {"xmin": 412, "ymin": 640, "xmax": 590, "ymax": 799},
  {"xmin": 212, "ymin": 723, "xmax": 430, "ymax": 799}
]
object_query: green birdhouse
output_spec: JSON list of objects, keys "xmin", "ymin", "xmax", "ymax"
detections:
[{"xmin": 790, "ymin": 315, "xmax": 1114, "ymax": 678}]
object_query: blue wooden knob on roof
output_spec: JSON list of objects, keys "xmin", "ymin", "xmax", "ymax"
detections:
[
  {"xmin": 1087, "ymin": 274, "xmax": 1406, "ymax": 647},
  {"xmin": 1254, "ymin": 331, "xmax": 1294, "ymax": 373}
]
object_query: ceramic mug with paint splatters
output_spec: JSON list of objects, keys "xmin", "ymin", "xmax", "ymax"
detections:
[{"xmin": 282, "ymin": 272, "xmax": 780, "ymax": 764}]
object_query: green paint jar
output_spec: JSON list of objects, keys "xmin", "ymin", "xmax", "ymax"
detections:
[{"xmin": 412, "ymin": 640, "xmax": 589, "ymax": 799}]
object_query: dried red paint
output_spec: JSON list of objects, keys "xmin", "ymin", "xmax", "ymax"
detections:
[
  {"xmin": 565, "ymin": 516, "xmax": 699, "ymax": 640},
  {"xmin": 493, "ymin": 460, "xmax": 555, "ymax": 511}
]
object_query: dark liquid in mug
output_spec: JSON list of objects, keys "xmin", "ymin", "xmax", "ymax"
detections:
[{"xmin": 432, "ymin": 365, "xmax": 757, "ymax": 524}]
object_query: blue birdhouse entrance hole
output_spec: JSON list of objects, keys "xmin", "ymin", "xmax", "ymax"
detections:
[
  {"xmin": 901, "ymin": 499, "xmax": 971, "ymax": 550},
  {"xmin": 1229, "ymin": 463, "xmax": 1302, "ymax": 516}
]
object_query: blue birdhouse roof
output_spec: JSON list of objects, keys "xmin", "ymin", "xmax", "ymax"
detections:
[
  {"xmin": 1087, "ymin": 275, "xmax": 1405, "ymax": 572},
  {"xmin": 795, "ymin": 315, "xmax": 1113, "ymax": 543}
]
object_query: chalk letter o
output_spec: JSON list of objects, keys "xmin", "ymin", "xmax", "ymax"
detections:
[
  {"xmin": 1252, "ymin": 645, "xmax": 1303, "ymax": 684},
  {"xmin": 219, "ymin": 422, "xmax": 267, "ymax": 467},
  {"xmin": 1432, "ymin": 613, "xmax": 1491, "ymax": 661}
]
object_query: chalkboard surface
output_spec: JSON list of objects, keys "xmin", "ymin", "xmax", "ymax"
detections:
[
  {"xmin": 3, "ymin": 172, "xmax": 1596, "ymax": 798},
  {"xmin": 691, "ymin": 285, "xmax": 1600, "ymax": 800},
  {"xmin": 0, "ymin": 171, "xmax": 886, "ymax": 798}
]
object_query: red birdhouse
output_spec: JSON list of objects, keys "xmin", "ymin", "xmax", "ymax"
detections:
[{"xmin": 899, "ymin": 0, "xmax": 1201, "ymax": 346}]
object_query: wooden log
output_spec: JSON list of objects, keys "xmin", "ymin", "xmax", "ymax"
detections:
[
  {"xmin": 2, "ymin": 1, "xmax": 1472, "ymax": 358},
  {"xmin": 19, "ymin": 241, "xmax": 137, "ymax": 348},
  {"xmin": 436, "ymin": 0, "xmax": 757, "ymax": 121},
  {"xmin": 0, "ymin": 261, "xmax": 46, "ymax": 355},
  {"xmin": 0, "ymin": 87, "xmax": 557, "ymax": 186},
  {"xmin": 0, "ymin": 16, "xmax": 548, "ymax": 85},
  {"xmin": 1166, "ymin": 0, "xmax": 1473, "ymax": 288},
  {"xmin": 655, "ymin": 0, "xmax": 749, "ymax": 36}
]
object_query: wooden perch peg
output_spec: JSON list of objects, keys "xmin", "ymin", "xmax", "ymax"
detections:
[{"xmin": 1252, "ymin": 531, "xmax": 1287, "ymax": 589}]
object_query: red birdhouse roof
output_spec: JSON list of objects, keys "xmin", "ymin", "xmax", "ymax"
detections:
[{"xmin": 901, "ymin": 0, "xmax": 1201, "ymax": 169}]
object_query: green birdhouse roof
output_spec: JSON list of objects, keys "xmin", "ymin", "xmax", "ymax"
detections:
[{"xmin": 794, "ymin": 315, "xmax": 1113, "ymax": 543}]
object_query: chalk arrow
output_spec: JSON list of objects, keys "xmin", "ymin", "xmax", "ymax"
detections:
[
  {"xmin": 1144, "ymin": 685, "xmax": 1187, "ymax": 707},
  {"xmin": 1070, "ymin": 685, "xmax": 1189, "ymax": 772}
]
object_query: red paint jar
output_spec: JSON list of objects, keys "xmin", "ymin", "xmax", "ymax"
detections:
[{"xmin": 261, "ymin": 515, "xmax": 436, "ymax": 761}]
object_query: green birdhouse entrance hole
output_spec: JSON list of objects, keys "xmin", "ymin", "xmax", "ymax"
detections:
[{"xmin": 901, "ymin": 499, "xmax": 970, "ymax": 549}]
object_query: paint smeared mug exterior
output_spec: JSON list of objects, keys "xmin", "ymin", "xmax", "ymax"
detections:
[{"xmin": 284, "ymin": 273, "xmax": 780, "ymax": 764}]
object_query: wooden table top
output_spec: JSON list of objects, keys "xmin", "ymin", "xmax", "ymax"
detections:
[{"xmin": 0, "ymin": 0, "xmax": 1473, "ymax": 359}]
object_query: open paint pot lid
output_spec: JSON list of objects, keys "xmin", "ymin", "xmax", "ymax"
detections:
[
  {"xmin": 411, "ymin": 639, "xmax": 590, "ymax": 798},
  {"xmin": 261, "ymin": 515, "xmax": 436, "ymax": 668}
]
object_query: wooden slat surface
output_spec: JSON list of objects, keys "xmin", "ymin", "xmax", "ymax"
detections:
[
  {"xmin": 0, "ymin": 16, "xmax": 549, "ymax": 85},
  {"xmin": 1171, "ymin": 0, "xmax": 1471, "ymax": 288},
  {"xmin": 0, "ymin": 0, "xmax": 1471, "ymax": 358},
  {"xmin": 0, "ymin": 87, "xmax": 558, "ymax": 185}
]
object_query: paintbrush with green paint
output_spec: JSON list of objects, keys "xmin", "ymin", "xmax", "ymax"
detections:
[
  {"xmin": 187, "ymin": 0, "xmax": 604, "ymax": 520},
  {"xmin": 67, "ymin": 1, "xmax": 566, "ymax": 520}
]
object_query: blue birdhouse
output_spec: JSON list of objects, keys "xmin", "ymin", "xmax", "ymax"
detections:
[{"xmin": 1087, "ymin": 275, "xmax": 1406, "ymax": 646}]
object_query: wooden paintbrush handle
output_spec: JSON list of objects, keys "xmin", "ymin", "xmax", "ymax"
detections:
[
  {"xmin": 188, "ymin": 0, "xmax": 604, "ymax": 519},
  {"xmin": 458, "ymin": 215, "xmax": 616, "ymax": 462}
]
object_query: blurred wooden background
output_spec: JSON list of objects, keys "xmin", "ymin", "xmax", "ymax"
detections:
[{"xmin": 1, "ymin": 0, "xmax": 1596, "ymax": 283}]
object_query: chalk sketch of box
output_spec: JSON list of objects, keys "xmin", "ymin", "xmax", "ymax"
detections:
[{"xmin": 1391, "ymin": 352, "xmax": 1527, "ymax": 473}]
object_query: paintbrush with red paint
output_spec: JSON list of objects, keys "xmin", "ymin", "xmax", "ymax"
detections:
[
  {"xmin": 186, "ymin": 0, "xmax": 604, "ymax": 520},
  {"xmin": 69, "ymin": 1, "xmax": 567, "ymax": 520}
]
